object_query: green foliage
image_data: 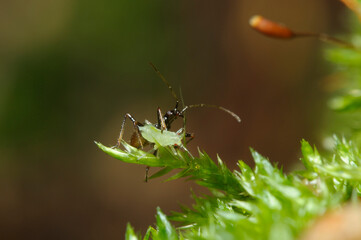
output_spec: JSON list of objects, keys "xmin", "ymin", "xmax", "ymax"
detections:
[
  {"xmin": 97, "ymin": 126, "xmax": 361, "ymax": 239},
  {"xmin": 323, "ymin": 14, "xmax": 361, "ymax": 145},
  {"xmin": 125, "ymin": 223, "xmax": 139, "ymax": 240},
  {"xmin": 325, "ymin": 16, "xmax": 361, "ymax": 112}
]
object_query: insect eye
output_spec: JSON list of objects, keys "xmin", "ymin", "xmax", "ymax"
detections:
[{"xmin": 174, "ymin": 110, "xmax": 182, "ymax": 116}]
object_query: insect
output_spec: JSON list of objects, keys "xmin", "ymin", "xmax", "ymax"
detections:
[{"xmin": 115, "ymin": 63, "xmax": 241, "ymax": 181}]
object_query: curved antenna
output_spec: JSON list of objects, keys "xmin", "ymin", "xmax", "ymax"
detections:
[
  {"xmin": 181, "ymin": 104, "xmax": 241, "ymax": 123},
  {"xmin": 149, "ymin": 62, "xmax": 180, "ymax": 102},
  {"xmin": 178, "ymin": 87, "xmax": 185, "ymax": 109}
]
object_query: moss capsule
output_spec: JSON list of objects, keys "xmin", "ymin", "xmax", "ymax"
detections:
[{"xmin": 249, "ymin": 15, "xmax": 294, "ymax": 39}]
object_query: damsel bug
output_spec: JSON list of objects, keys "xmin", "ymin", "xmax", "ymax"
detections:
[{"xmin": 115, "ymin": 63, "xmax": 241, "ymax": 181}]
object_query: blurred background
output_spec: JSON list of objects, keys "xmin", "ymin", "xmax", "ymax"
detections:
[{"xmin": 0, "ymin": 0, "xmax": 348, "ymax": 239}]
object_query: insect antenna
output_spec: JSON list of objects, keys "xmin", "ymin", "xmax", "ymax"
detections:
[
  {"xmin": 178, "ymin": 88, "xmax": 190, "ymax": 143},
  {"xmin": 181, "ymin": 104, "xmax": 241, "ymax": 123},
  {"xmin": 149, "ymin": 62, "xmax": 180, "ymax": 102}
]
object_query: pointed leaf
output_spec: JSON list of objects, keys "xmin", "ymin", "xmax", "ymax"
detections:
[
  {"xmin": 125, "ymin": 223, "xmax": 139, "ymax": 240},
  {"xmin": 155, "ymin": 208, "xmax": 178, "ymax": 240},
  {"xmin": 149, "ymin": 167, "xmax": 174, "ymax": 180},
  {"xmin": 301, "ymin": 140, "xmax": 322, "ymax": 170},
  {"xmin": 165, "ymin": 168, "xmax": 191, "ymax": 182}
]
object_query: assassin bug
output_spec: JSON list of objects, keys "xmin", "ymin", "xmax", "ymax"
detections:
[{"xmin": 115, "ymin": 63, "xmax": 241, "ymax": 181}]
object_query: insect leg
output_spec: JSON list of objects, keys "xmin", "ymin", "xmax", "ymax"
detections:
[
  {"xmin": 144, "ymin": 106, "xmax": 168, "ymax": 183},
  {"xmin": 133, "ymin": 122, "xmax": 144, "ymax": 149},
  {"xmin": 116, "ymin": 113, "xmax": 143, "ymax": 148},
  {"xmin": 184, "ymin": 132, "xmax": 195, "ymax": 145},
  {"xmin": 145, "ymin": 166, "xmax": 150, "ymax": 182},
  {"xmin": 175, "ymin": 128, "xmax": 194, "ymax": 145},
  {"xmin": 157, "ymin": 107, "xmax": 167, "ymax": 131}
]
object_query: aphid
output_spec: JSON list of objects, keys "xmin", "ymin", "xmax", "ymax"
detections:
[
  {"xmin": 249, "ymin": 15, "xmax": 355, "ymax": 49},
  {"xmin": 115, "ymin": 63, "xmax": 241, "ymax": 181}
]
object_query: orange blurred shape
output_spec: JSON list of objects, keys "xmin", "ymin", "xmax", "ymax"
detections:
[
  {"xmin": 249, "ymin": 15, "xmax": 294, "ymax": 39},
  {"xmin": 340, "ymin": 0, "xmax": 361, "ymax": 21},
  {"xmin": 300, "ymin": 203, "xmax": 361, "ymax": 240}
]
